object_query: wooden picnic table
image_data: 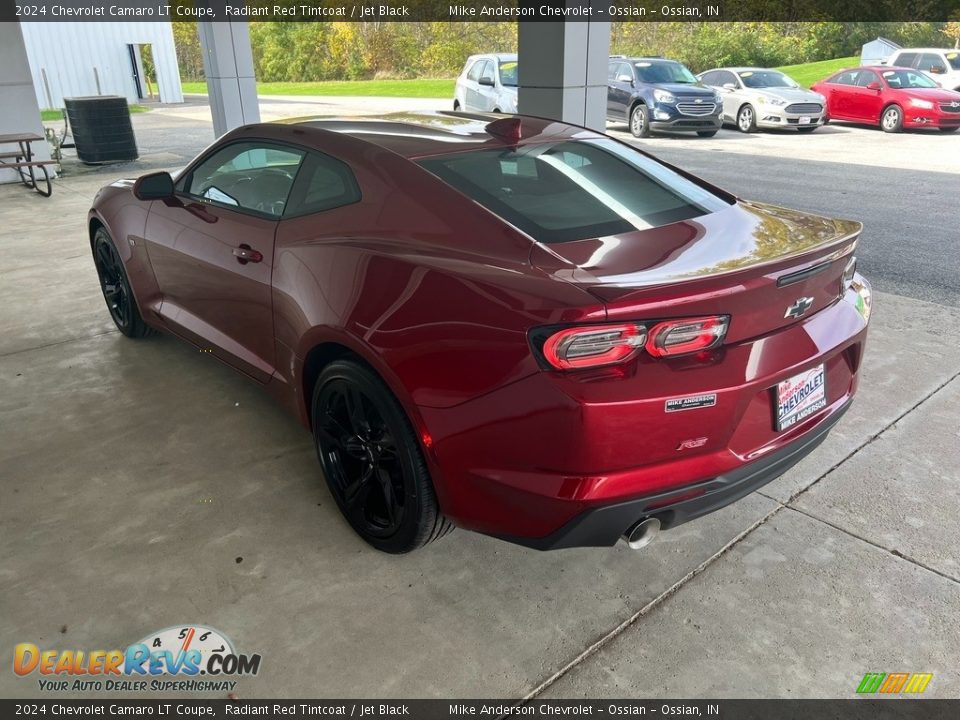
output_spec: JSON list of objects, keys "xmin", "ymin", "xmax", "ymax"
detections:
[{"xmin": 0, "ymin": 132, "xmax": 56, "ymax": 197}]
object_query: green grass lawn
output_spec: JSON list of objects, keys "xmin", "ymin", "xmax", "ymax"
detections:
[
  {"xmin": 181, "ymin": 78, "xmax": 456, "ymax": 98},
  {"xmin": 41, "ymin": 104, "xmax": 150, "ymax": 121},
  {"xmin": 775, "ymin": 56, "xmax": 859, "ymax": 88},
  {"xmin": 176, "ymin": 57, "xmax": 858, "ymax": 100}
]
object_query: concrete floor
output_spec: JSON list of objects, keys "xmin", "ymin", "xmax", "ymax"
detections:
[{"xmin": 1, "ymin": 105, "xmax": 959, "ymax": 699}]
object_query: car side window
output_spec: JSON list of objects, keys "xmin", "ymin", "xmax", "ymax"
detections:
[
  {"xmin": 478, "ymin": 60, "xmax": 494, "ymax": 84},
  {"xmin": 895, "ymin": 52, "xmax": 919, "ymax": 68},
  {"xmin": 617, "ymin": 63, "xmax": 633, "ymax": 82},
  {"xmin": 830, "ymin": 71, "xmax": 857, "ymax": 86},
  {"xmin": 608, "ymin": 62, "xmax": 619, "ymax": 81},
  {"xmin": 920, "ymin": 53, "xmax": 947, "ymax": 73},
  {"xmin": 183, "ymin": 142, "xmax": 305, "ymax": 218},
  {"xmin": 699, "ymin": 71, "xmax": 719, "ymax": 86},
  {"xmin": 855, "ymin": 70, "xmax": 879, "ymax": 87},
  {"xmin": 720, "ymin": 71, "xmax": 739, "ymax": 87},
  {"xmin": 283, "ymin": 151, "xmax": 361, "ymax": 219},
  {"xmin": 466, "ymin": 60, "xmax": 484, "ymax": 82}
]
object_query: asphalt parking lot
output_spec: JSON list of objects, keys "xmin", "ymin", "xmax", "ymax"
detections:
[{"xmin": 1, "ymin": 97, "xmax": 958, "ymax": 699}]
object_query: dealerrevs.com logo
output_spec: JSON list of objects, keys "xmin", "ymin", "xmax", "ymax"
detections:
[{"xmin": 14, "ymin": 625, "xmax": 261, "ymax": 693}]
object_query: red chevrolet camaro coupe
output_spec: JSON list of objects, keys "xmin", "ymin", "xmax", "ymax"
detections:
[
  {"xmin": 812, "ymin": 65, "xmax": 960, "ymax": 132},
  {"xmin": 89, "ymin": 112, "xmax": 872, "ymax": 553}
]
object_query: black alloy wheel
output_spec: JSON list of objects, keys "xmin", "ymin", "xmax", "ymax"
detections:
[
  {"xmin": 93, "ymin": 229, "xmax": 152, "ymax": 338},
  {"xmin": 312, "ymin": 360, "xmax": 453, "ymax": 553}
]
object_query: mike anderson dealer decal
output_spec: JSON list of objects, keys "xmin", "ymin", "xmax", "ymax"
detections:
[{"xmin": 665, "ymin": 394, "xmax": 717, "ymax": 412}]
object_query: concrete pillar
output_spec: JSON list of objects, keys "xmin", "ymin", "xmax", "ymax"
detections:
[
  {"xmin": 0, "ymin": 22, "xmax": 51, "ymax": 184},
  {"xmin": 198, "ymin": 21, "xmax": 260, "ymax": 138},
  {"xmin": 517, "ymin": 10, "xmax": 610, "ymax": 130}
]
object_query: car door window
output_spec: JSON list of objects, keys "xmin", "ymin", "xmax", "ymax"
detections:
[
  {"xmin": 467, "ymin": 60, "xmax": 484, "ymax": 82},
  {"xmin": 283, "ymin": 151, "xmax": 362, "ymax": 218},
  {"xmin": 184, "ymin": 142, "xmax": 304, "ymax": 218},
  {"xmin": 894, "ymin": 52, "xmax": 919, "ymax": 68},
  {"xmin": 855, "ymin": 71, "xmax": 879, "ymax": 87},
  {"xmin": 617, "ymin": 63, "xmax": 633, "ymax": 82},
  {"xmin": 608, "ymin": 62, "xmax": 620, "ymax": 82},
  {"xmin": 478, "ymin": 60, "xmax": 494, "ymax": 84},
  {"xmin": 700, "ymin": 71, "xmax": 720, "ymax": 86},
  {"xmin": 920, "ymin": 53, "xmax": 947, "ymax": 74},
  {"xmin": 829, "ymin": 71, "xmax": 858, "ymax": 86},
  {"xmin": 720, "ymin": 71, "xmax": 739, "ymax": 87}
]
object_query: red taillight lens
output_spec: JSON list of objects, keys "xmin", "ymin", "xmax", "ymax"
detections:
[
  {"xmin": 646, "ymin": 316, "xmax": 729, "ymax": 357},
  {"xmin": 542, "ymin": 324, "xmax": 647, "ymax": 370}
]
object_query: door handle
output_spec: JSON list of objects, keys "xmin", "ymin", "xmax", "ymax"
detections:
[{"xmin": 233, "ymin": 244, "xmax": 263, "ymax": 264}]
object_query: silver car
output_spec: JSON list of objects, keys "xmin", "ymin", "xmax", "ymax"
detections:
[
  {"xmin": 454, "ymin": 53, "xmax": 518, "ymax": 113},
  {"xmin": 697, "ymin": 67, "xmax": 826, "ymax": 132}
]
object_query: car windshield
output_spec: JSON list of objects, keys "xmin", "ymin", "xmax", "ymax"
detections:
[
  {"xmin": 881, "ymin": 69, "xmax": 939, "ymax": 89},
  {"xmin": 634, "ymin": 61, "xmax": 698, "ymax": 84},
  {"xmin": 417, "ymin": 139, "xmax": 731, "ymax": 244},
  {"xmin": 499, "ymin": 60, "xmax": 518, "ymax": 87},
  {"xmin": 738, "ymin": 70, "xmax": 797, "ymax": 89},
  {"xmin": 947, "ymin": 51, "xmax": 960, "ymax": 70}
]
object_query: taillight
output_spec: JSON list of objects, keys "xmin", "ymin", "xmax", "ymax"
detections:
[
  {"xmin": 646, "ymin": 316, "xmax": 729, "ymax": 358},
  {"xmin": 542, "ymin": 324, "xmax": 646, "ymax": 370}
]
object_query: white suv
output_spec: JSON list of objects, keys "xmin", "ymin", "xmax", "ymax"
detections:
[
  {"xmin": 885, "ymin": 48, "xmax": 960, "ymax": 91},
  {"xmin": 454, "ymin": 54, "xmax": 518, "ymax": 113}
]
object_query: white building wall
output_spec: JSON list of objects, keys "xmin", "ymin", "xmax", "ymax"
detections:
[{"xmin": 20, "ymin": 21, "xmax": 183, "ymax": 109}]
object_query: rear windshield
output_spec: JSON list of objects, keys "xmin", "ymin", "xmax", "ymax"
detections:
[{"xmin": 417, "ymin": 139, "xmax": 730, "ymax": 243}]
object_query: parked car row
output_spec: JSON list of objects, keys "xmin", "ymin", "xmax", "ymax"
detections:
[{"xmin": 454, "ymin": 51, "xmax": 960, "ymax": 135}]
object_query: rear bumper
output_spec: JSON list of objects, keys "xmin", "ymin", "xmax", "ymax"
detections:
[
  {"xmin": 498, "ymin": 399, "xmax": 848, "ymax": 550},
  {"xmin": 419, "ymin": 278, "xmax": 871, "ymax": 548}
]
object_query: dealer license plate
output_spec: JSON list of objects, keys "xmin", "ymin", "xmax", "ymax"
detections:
[
  {"xmin": 799, "ymin": 116, "xmax": 812, "ymax": 125},
  {"xmin": 775, "ymin": 364, "xmax": 826, "ymax": 431}
]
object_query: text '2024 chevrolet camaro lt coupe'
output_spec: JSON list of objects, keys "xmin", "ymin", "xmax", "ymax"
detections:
[{"xmin": 89, "ymin": 112, "xmax": 872, "ymax": 554}]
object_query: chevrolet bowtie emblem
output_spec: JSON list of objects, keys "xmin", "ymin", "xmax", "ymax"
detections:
[{"xmin": 785, "ymin": 297, "xmax": 815, "ymax": 319}]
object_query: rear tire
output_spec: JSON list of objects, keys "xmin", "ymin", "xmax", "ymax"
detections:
[
  {"xmin": 737, "ymin": 104, "xmax": 757, "ymax": 133},
  {"xmin": 629, "ymin": 104, "xmax": 650, "ymax": 138},
  {"xmin": 939, "ymin": 126, "xmax": 959, "ymax": 133},
  {"xmin": 881, "ymin": 105, "xmax": 903, "ymax": 133},
  {"xmin": 92, "ymin": 227, "xmax": 153, "ymax": 338},
  {"xmin": 312, "ymin": 360, "xmax": 453, "ymax": 554}
]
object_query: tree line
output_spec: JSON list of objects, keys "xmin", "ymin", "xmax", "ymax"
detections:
[{"xmin": 172, "ymin": 22, "xmax": 960, "ymax": 83}]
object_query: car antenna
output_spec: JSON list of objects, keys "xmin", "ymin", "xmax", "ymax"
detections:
[{"xmin": 486, "ymin": 117, "xmax": 523, "ymax": 143}]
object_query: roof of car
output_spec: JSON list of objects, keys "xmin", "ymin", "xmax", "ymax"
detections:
[
  {"xmin": 467, "ymin": 53, "xmax": 518, "ymax": 62},
  {"xmin": 891, "ymin": 48, "xmax": 953, "ymax": 53},
  {"xmin": 278, "ymin": 111, "xmax": 599, "ymax": 159},
  {"xmin": 711, "ymin": 67, "xmax": 783, "ymax": 73}
]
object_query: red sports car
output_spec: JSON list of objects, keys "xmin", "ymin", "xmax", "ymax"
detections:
[
  {"xmin": 812, "ymin": 65, "xmax": 960, "ymax": 132},
  {"xmin": 89, "ymin": 113, "xmax": 872, "ymax": 553}
]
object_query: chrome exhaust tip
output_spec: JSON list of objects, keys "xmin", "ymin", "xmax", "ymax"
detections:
[{"xmin": 623, "ymin": 517, "xmax": 661, "ymax": 550}]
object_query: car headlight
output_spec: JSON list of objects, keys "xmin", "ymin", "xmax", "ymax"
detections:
[
  {"xmin": 713, "ymin": 94, "xmax": 723, "ymax": 104},
  {"xmin": 654, "ymin": 89, "xmax": 677, "ymax": 104},
  {"xmin": 910, "ymin": 98, "xmax": 934, "ymax": 109}
]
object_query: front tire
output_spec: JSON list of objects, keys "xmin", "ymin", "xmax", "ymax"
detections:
[
  {"xmin": 939, "ymin": 126, "xmax": 959, "ymax": 133},
  {"xmin": 881, "ymin": 105, "xmax": 903, "ymax": 133},
  {"xmin": 737, "ymin": 104, "xmax": 757, "ymax": 133},
  {"xmin": 629, "ymin": 104, "xmax": 650, "ymax": 138},
  {"xmin": 92, "ymin": 227, "xmax": 153, "ymax": 338},
  {"xmin": 312, "ymin": 360, "xmax": 453, "ymax": 553},
  {"xmin": 697, "ymin": 130, "xmax": 719, "ymax": 137},
  {"xmin": 797, "ymin": 126, "xmax": 818, "ymax": 133}
]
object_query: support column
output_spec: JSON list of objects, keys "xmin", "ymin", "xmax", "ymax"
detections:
[
  {"xmin": 0, "ymin": 22, "xmax": 51, "ymax": 184},
  {"xmin": 198, "ymin": 21, "xmax": 260, "ymax": 138},
  {"xmin": 517, "ymin": 10, "xmax": 610, "ymax": 130}
]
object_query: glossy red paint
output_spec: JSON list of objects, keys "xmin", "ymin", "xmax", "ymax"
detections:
[
  {"xmin": 89, "ymin": 112, "xmax": 871, "ymax": 547},
  {"xmin": 812, "ymin": 65, "xmax": 960, "ymax": 130}
]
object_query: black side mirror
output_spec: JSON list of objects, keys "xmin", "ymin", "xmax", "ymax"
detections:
[
  {"xmin": 133, "ymin": 171, "xmax": 174, "ymax": 201},
  {"xmin": 478, "ymin": 76, "xmax": 495, "ymax": 87}
]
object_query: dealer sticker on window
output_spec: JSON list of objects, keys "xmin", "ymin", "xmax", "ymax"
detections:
[{"xmin": 776, "ymin": 364, "xmax": 826, "ymax": 431}]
